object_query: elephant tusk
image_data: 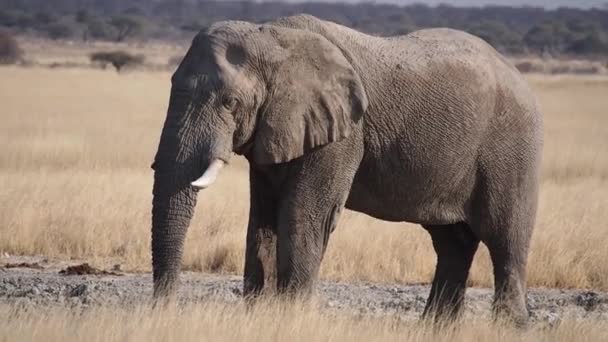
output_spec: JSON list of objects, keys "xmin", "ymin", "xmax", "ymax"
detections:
[{"xmin": 191, "ymin": 159, "xmax": 225, "ymax": 190}]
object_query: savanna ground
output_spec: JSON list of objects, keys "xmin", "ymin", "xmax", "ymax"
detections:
[{"xmin": 0, "ymin": 40, "xmax": 607, "ymax": 340}]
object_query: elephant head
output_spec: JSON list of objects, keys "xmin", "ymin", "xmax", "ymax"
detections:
[{"xmin": 150, "ymin": 21, "xmax": 368, "ymax": 297}]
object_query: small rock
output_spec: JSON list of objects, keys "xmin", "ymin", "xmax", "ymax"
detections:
[
  {"xmin": 231, "ymin": 287, "xmax": 242, "ymax": 297},
  {"xmin": 576, "ymin": 291, "xmax": 600, "ymax": 312},
  {"xmin": 13, "ymin": 290, "xmax": 28, "ymax": 298},
  {"xmin": 545, "ymin": 311, "xmax": 561, "ymax": 327},
  {"xmin": 70, "ymin": 284, "xmax": 88, "ymax": 297},
  {"xmin": 30, "ymin": 287, "xmax": 41, "ymax": 297}
]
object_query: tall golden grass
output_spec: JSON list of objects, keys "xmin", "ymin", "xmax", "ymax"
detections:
[
  {"xmin": 1, "ymin": 299, "xmax": 607, "ymax": 342},
  {"xmin": 0, "ymin": 67, "xmax": 607, "ymax": 291}
]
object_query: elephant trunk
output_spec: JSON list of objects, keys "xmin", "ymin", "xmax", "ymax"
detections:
[
  {"xmin": 151, "ymin": 169, "xmax": 198, "ymax": 298},
  {"xmin": 151, "ymin": 88, "xmax": 231, "ymax": 298}
]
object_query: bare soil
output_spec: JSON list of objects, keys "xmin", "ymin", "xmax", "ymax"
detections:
[{"xmin": 2, "ymin": 256, "xmax": 607, "ymax": 325}]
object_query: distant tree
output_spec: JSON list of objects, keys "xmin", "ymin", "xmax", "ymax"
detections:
[
  {"xmin": 566, "ymin": 19, "xmax": 599, "ymax": 38},
  {"xmin": 1, "ymin": 10, "xmax": 35, "ymax": 30},
  {"xmin": 109, "ymin": 15, "xmax": 144, "ymax": 42},
  {"xmin": 90, "ymin": 50, "xmax": 145, "ymax": 72},
  {"xmin": 123, "ymin": 7, "xmax": 145, "ymax": 16},
  {"xmin": 523, "ymin": 21, "xmax": 577, "ymax": 53},
  {"xmin": 468, "ymin": 20, "xmax": 523, "ymax": 53},
  {"xmin": 0, "ymin": 9, "xmax": 20, "ymax": 27},
  {"xmin": 567, "ymin": 31, "xmax": 608, "ymax": 55},
  {"xmin": 15, "ymin": 13, "xmax": 35, "ymax": 30},
  {"xmin": 0, "ymin": 30, "xmax": 22, "ymax": 64},
  {"xmin": 84, "ymin": 17, "xmax": 116, "ymax": 41},
  {"xmin": 46, "ymin": 21, "xmax": 76, "ymax": 40},
  {"xmin": 75, "ymin": 9, "xmax": 90, "ymax": 24},
  {"xmin": 1, "ymin": 0, "xmax": 608, "ymax": 57},
  {"xmin": 34, "ymin": 10, "xmax": 58, "ymax": 27},
  {"xmin": 384, "ymin": 13, "xmax": 417, "ymax": 36},
  {"xmin": 179, "ymin": 21, "xmax": 208, "ymax": 32}
]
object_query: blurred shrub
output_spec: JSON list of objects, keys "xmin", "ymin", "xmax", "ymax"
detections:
[
  {"xmin": 515, "ymin": 61, "xmax": 542, "ymax": 74},
  {"xmin": 0, "ymin": 30, "xmax": 22, "ymax": 64},
  {"xmin": 90, "ymin": 51, "xmax": 145, "ymax": 72},
  {"xmin": 168, "ymin": 55, "xmax": 184, "ymax": 69},
  {"xmin": 514, "ymin": 58, "xmax": 606, "ymax": 75}
]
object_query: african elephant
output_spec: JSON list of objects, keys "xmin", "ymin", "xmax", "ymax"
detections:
[{"xmin": 150, "ymin": 14, "xmax": 542, "ymax": 325}]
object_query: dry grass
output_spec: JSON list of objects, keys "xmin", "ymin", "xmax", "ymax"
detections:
[
  {"xmin": 1, "ymin": 299, "xmax": 607, "ymax": 342},
  {"xmin": 0, "ymin": 66, "xmax": 607, "ymax": 291}
]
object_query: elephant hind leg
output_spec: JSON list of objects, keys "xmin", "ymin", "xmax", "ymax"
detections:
[
  {"xmin": 422, "ymin": 222, "xmax": 479, "ymax": 322},
  {"xmin": 470, "ymin": 149, "xmax": 539, "ymax": 327},
  {"xmin": 470, "ymin": 202, "xmax": 535, "ymax": 327},
  {"xmin": 484, "ymin": 229, "xmax": 531, "ymax": 327}
]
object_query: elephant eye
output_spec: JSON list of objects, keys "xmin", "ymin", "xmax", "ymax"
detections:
[{"xmin": 222, "ymin": 95, "xmax": 239, "ymax": 111}]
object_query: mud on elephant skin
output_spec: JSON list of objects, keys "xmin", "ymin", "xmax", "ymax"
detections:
[{"xmin": 150, "ymin": 14, "xmax": 542, "ymax": 326}]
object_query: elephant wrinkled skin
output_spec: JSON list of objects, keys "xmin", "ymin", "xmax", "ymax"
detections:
[{"xmin": 150, "ymin": 14, "xmax": 542, "ymax": 325}]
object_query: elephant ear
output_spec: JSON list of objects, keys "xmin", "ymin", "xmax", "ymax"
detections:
[{"xmin": 253, "ymin": 27, "xmax": 368, "ymax": 164}]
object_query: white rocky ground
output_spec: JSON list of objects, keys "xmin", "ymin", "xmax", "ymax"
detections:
[{"xmin": 1, "ymin": 256, "xmax": 607, "ymax": 324}]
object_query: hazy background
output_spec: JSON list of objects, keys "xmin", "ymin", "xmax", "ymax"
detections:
[
  {"xmin": 282, "ymin": 0, "xmax": 608, "ymax": 9},
  {"xmin": 2, "ymin": 0, "xmax": 608, "ymax": 59}
]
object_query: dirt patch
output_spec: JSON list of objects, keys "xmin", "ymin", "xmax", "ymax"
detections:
[
  {"xmin": 2, "ymin": 262, "xmax": 45, "ymax": 270},
  {"xmin": 59, "ymin": 263, "xmax": 122, "ymax": 276}
]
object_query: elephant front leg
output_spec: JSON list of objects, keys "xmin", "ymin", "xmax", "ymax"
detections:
[
  {"xmin": 244, "ymin": 226, "xmax": 277, "ymax": 296},
  {"xmin": 243, "ymin": 168, "xmax": 278, "ymax": 297},
  {"xmin": 276, "ymin": 203, "xmax": 343, "ymax": 295},
  {"xmin": 274, "ymin": 147, "xmax": 361, "ymax": 296}
]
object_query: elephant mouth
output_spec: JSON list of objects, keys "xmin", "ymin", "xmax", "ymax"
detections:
[
  {"xmin": 234, "ymin": 132, "xmax": 256, "ymax": 157},
  {"xmin": 235, "ymin": 141, "xmax": 254, "ymax": 156}
]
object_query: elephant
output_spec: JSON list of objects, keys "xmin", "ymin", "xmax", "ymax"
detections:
[{"xmin": 150, "ymin": 14, "xmax": 543, "ymax": 325}]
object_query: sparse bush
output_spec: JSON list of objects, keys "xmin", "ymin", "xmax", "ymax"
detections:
[
  {"xmin": 0, "ymin": 30, "xmax": 22, "ymax": 64},
  {"xmin": 90, "ymin": 50, "xmax": 145, "ymax": 72},
  {"xmin": 515, "ymin": 61, "xmax": 544, "ymax": 74}
]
